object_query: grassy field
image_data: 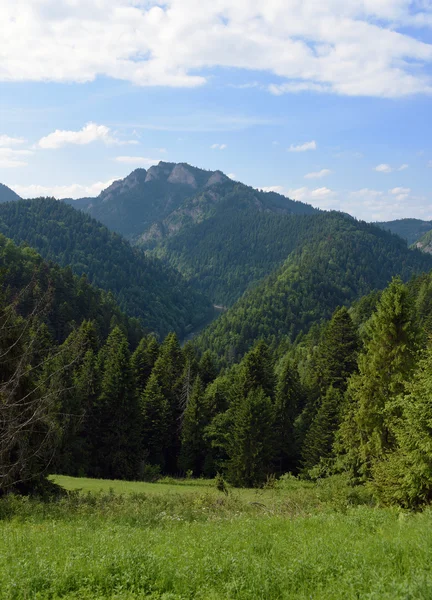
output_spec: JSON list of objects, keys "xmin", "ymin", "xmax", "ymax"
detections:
[{"xmin": 1, "ymin": 475, "xmax": 432, "ymax": 599}]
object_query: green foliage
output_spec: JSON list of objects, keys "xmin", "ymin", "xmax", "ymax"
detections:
[
  {"xmin": 195, "ymin": 213, "xmax": 432, "ymax": 366},
  {"xmin": 337, "ymin": 278, "xmax": 419, "ymax": 481},
  {"xmin": 227, "ymin": 387, "xmax": 275, "ymax": 487},
  {"xmin": 0, "ymin": 198, "xmax": 212, "ymax": 338},
  {"xmin": 140, "ymin": 373, "xmax": 170, "ymax": 470},
  {"xmin": 371, "ymin": 342, "xmax": 432, "ymax": 508},
  {"xmin": 179, "ymin": 376, "xmax": 209, "ymax": 475},
  {"xmin": 91, "ymin": 327, "xmax": 142, "ymax": 480}
]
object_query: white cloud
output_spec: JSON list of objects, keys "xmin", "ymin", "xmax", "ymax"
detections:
[
  {"xmin": 258, "ymin": 183, "xmax": 432, "ymax": 221},
  {"xmin": 114, "ymin": 156, "xmax": 161, "ymax": 166},
  {"xmin": 261, "ymin": 185, "xmax": 285, "ymax": 194},
  {"xmin": 288, "ymin": 141, "xmax": 317, "ymax": 152},
  {"xmin": 38, "ymin": 122, "xmax": 137, "ymax": 149},
  {"xmin": 374, "ymin": 163, "xmax": 393, "ymax": 173},
  {"xmin": 304, "ymin": 169, "xmax": 331, "ymax": 179},
  {"xmin": 374, "ymin": 163, "xmax": 409, "ymax": 173},
  {"xmin": 428, "ymin": 160, "xmax": 432, "ymax": 168},
  {"xmin": 390, "ymin": 186, "xmax": 411, "ymax": 201},
  {"xmin": 227, "ymin": 173, "xmax": 237, "ymax": 180},
  {"xmin": 1, "ymin": 1, "xmax": 431, "ymax": 98},
  {"xmin": 210, "ymin": 143, "xmax": 227, "ymax": 150},
  {"xmin": 0, "ymin": 135, "xmax": 26, "ymax": 147},
  {"xmin": 10, "ymin": 179, "xmax": 116, "ymax": 199},
  {"xmin": 0, "ymin": 147, "xmax": 32, "ymax": 168}
]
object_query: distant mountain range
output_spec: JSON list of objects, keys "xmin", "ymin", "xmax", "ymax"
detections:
[{"xmin": 375, "ymin": 218, "xmax": 432, "ymax": 246}]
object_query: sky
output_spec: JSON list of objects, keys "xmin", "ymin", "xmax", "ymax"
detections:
[{"xmin": 1, "ymin": 0, "xmax": 432, "ymax": 222}]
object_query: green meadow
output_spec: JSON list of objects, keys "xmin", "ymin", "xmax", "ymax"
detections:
[{"xmin": 1, "ymin": 475, "xmax": 432, "ymax": 599}]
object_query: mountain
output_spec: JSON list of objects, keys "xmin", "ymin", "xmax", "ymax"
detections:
[
  {"xmin": 376, "ymin": 218, "xmax": 432, "ymax": 245},
  {"xmin": 151, "ymin": 202, "xmax": 320, "ymax": 306},
  {"xmin": 65, "ymin": 162, "xmax": 317, "ymax": 243},
  {"xmin": 0, "ymin": 183, "xmax": 21, "ymax": 204},
  {"xmin": 194, "ymin": 212, "xmax": 432, "ymax": 365},
  {"xmin": 0, "ymin": 198, "xmax": 212, "ymax": 339}
]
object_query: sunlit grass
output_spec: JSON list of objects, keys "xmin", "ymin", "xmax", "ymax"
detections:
[{"xmin": 1, "ymin": 475, "xmax": 431, "ymax": 599}]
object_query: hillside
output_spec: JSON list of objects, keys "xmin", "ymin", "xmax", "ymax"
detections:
[
  {"xmin": 0, "ymin": 233, "xmax": 144, "ymax": 346},
  {"xmin": 376, "ymin": 218, "xmax": 432, "ymax": 245},
  {"xmin": 0, "ymin": 198, "xmax": 212, "ymax": 338},
  {"xmin": 195, "ymin": 212, "xmax": 432, "ymax": 364},
  {"xmin": 66, "ymin": 162, "xmax": 317, "ymax": 242},
  {"xmin": 413, "ymin": 229, "xmax": 432, "ymax": 254},
  {"xmin": 0, "ymin": 183, "xmax": 21, "ymax": 204}
]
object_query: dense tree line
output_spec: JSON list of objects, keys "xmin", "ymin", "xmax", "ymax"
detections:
[{"xmin": 0, "ymin": 198, "xmax": 211, "ymax": 338}]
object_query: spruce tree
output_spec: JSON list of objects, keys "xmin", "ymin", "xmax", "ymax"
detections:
[
  {"xmin": 227, "ymin": 387, "xmax": 275, "ymax": 487},
  {"xmin": 140, "ymin": 372, "xmax": 170, "ymax": 470},
  {"xmin": 315, "ymin": 306, "xmax": 359, "ymax": 393},
  {"xmin": 337, "ymin": 278, "xmax": 419, "ymax": 480},
  {"xmin": 199, "ymin": 350, "xmax": 218, "ymax": 387},
  {"xmin": 274, "ymin": 357, "xmax": 302, "ymax": 474},
  {"xmin": 131, "ymin": 335, "xmax": 159, "ymax": 395},
  {"xmin": 371, "ymin": 343, "xmax": 432, "ymax": 507},
  {"xmin": 237, "ymin": 340, "xmax": 275, "ymax": 400},
  {"xmin": 301, "ymin": 386, "xmax": 343, "ymax": 472},
  {"xmin": 92, "ymin": 326, "xmax": 142, "ymax": 480},
  {"xmin": 150, "ymin": 332, "xmax": 184, "ymax": 471},
  {"xmin": 179, "ymin": 376, "xmax": 208, "ymax": 475}
]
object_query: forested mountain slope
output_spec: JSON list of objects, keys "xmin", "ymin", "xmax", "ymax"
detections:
[
  {"xmin": 413, "ymin": 229, "xmax": 432, "ymax": 254},
  {"xmin": 0, "ymin": 198, "xmax": 212, "ymax": 338},
  {"xmin": 376, "ymin": 218, "xmax": 432, "ymax": 245},
  {"xmin": 149, "ymin": 190, "xmax": 320, "ymax": 306},
  {"xmin": 195, "ymin": 212, "xmax": 432, "ymax": 365},
  {"xmin": 0, "ymin": 234, "xmax": 144, "ymax": 346},
  {"xmin": 65, "ymin": 162, "xmax": 317, "ymax": 242},
  {"xmin": 0, "ymin": 183, "xmax": 21, "ymax": 204}
]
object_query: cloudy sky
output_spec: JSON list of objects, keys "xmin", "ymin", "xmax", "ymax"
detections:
[{"xmin": 1, "ymin": 0, "xmax": 432, "ymax": 221}]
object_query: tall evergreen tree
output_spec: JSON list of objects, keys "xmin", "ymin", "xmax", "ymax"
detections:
[
  {"xmin": 371, "ymin": 342, "xmax": 432, "ymax": 507},
  {"xmin": 315, "ymin": 306, "xmax": 359, "ymax": 393},
  {"xmin": 140, "ymin": 372, "xmax": 170, "ymax": 470},
  {"xmin": 150, "ymin": 332, "xmax": 184, "ymax": 471},
  {"xmin": 274, "ymin": 357, "xmax": 302, "ymax": 474},
  {"xmin": 237, "ymin": 340, "xmax": 275, "ymax": 401},
  {"xmin": 337, "ymin": 278, "xmax": 419, "ymax": 480},
  {"xmin": 91, "ymin": 326, "xmax": 142, "ymax": 480},
  {"xmin": 227, "ymin": 388, "xmax": 275, "ymax": 487},
  {"xmin": 131, "ymin": 335, "xmax": 159, "ymax": 395},
  {"xmin": 179, "ymin": 376, "xmax": 208, "ymax": 475},
  {"xmin": 301, "ymin": 386, "xmax": 344, "ymax": 472}
]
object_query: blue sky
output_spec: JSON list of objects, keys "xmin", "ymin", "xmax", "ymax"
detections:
[{"xmin": 1, "ymin": 0, "xmax": 432, "ymax": 221}]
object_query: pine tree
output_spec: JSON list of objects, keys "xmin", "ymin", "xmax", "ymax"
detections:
[
  {"xmin": 150, "ymin": 332, "xmax": 184, "ymax": 471},
  {"xmin": 227, "ymin": 388, "xmax": 275, "ymax": 487},
  {"xmin": 131, "ymin": 335, "xmax": 159, "ymax": 395},
  {"xmin": 179, "ymin": 376, "xmax": 208, "ymax": 475},
  {"xmin": 337, "ymin": 277, "xmax": 419, "ymax": 480},
  {"xmin": 301, "ymin": 386, "xmax": 343, "ymax": 472},
  {"xmin": 371, "ymin": 342, "xmax": 432, "ymax": 507},
  {"xmin": 140, "ymin": 372, "xmax": 170, "ymax": 470},
  {"xmin": 274, "ymin": 357, "xmax": 302, "ymax": 474},
  {"xmin": 199, "ymin": 350, "xmax": 217, "ymax": 387},
  {"xmin": 315, "ymin": 306, "xmax": 359, "ymax": 393},
  {"xmin": 237, "ymin": 340, "xmax": 275, "ymax": 401},
  {"xmin": 92, "ymin": 326, "xmax": 142, "ymax": 480}
]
